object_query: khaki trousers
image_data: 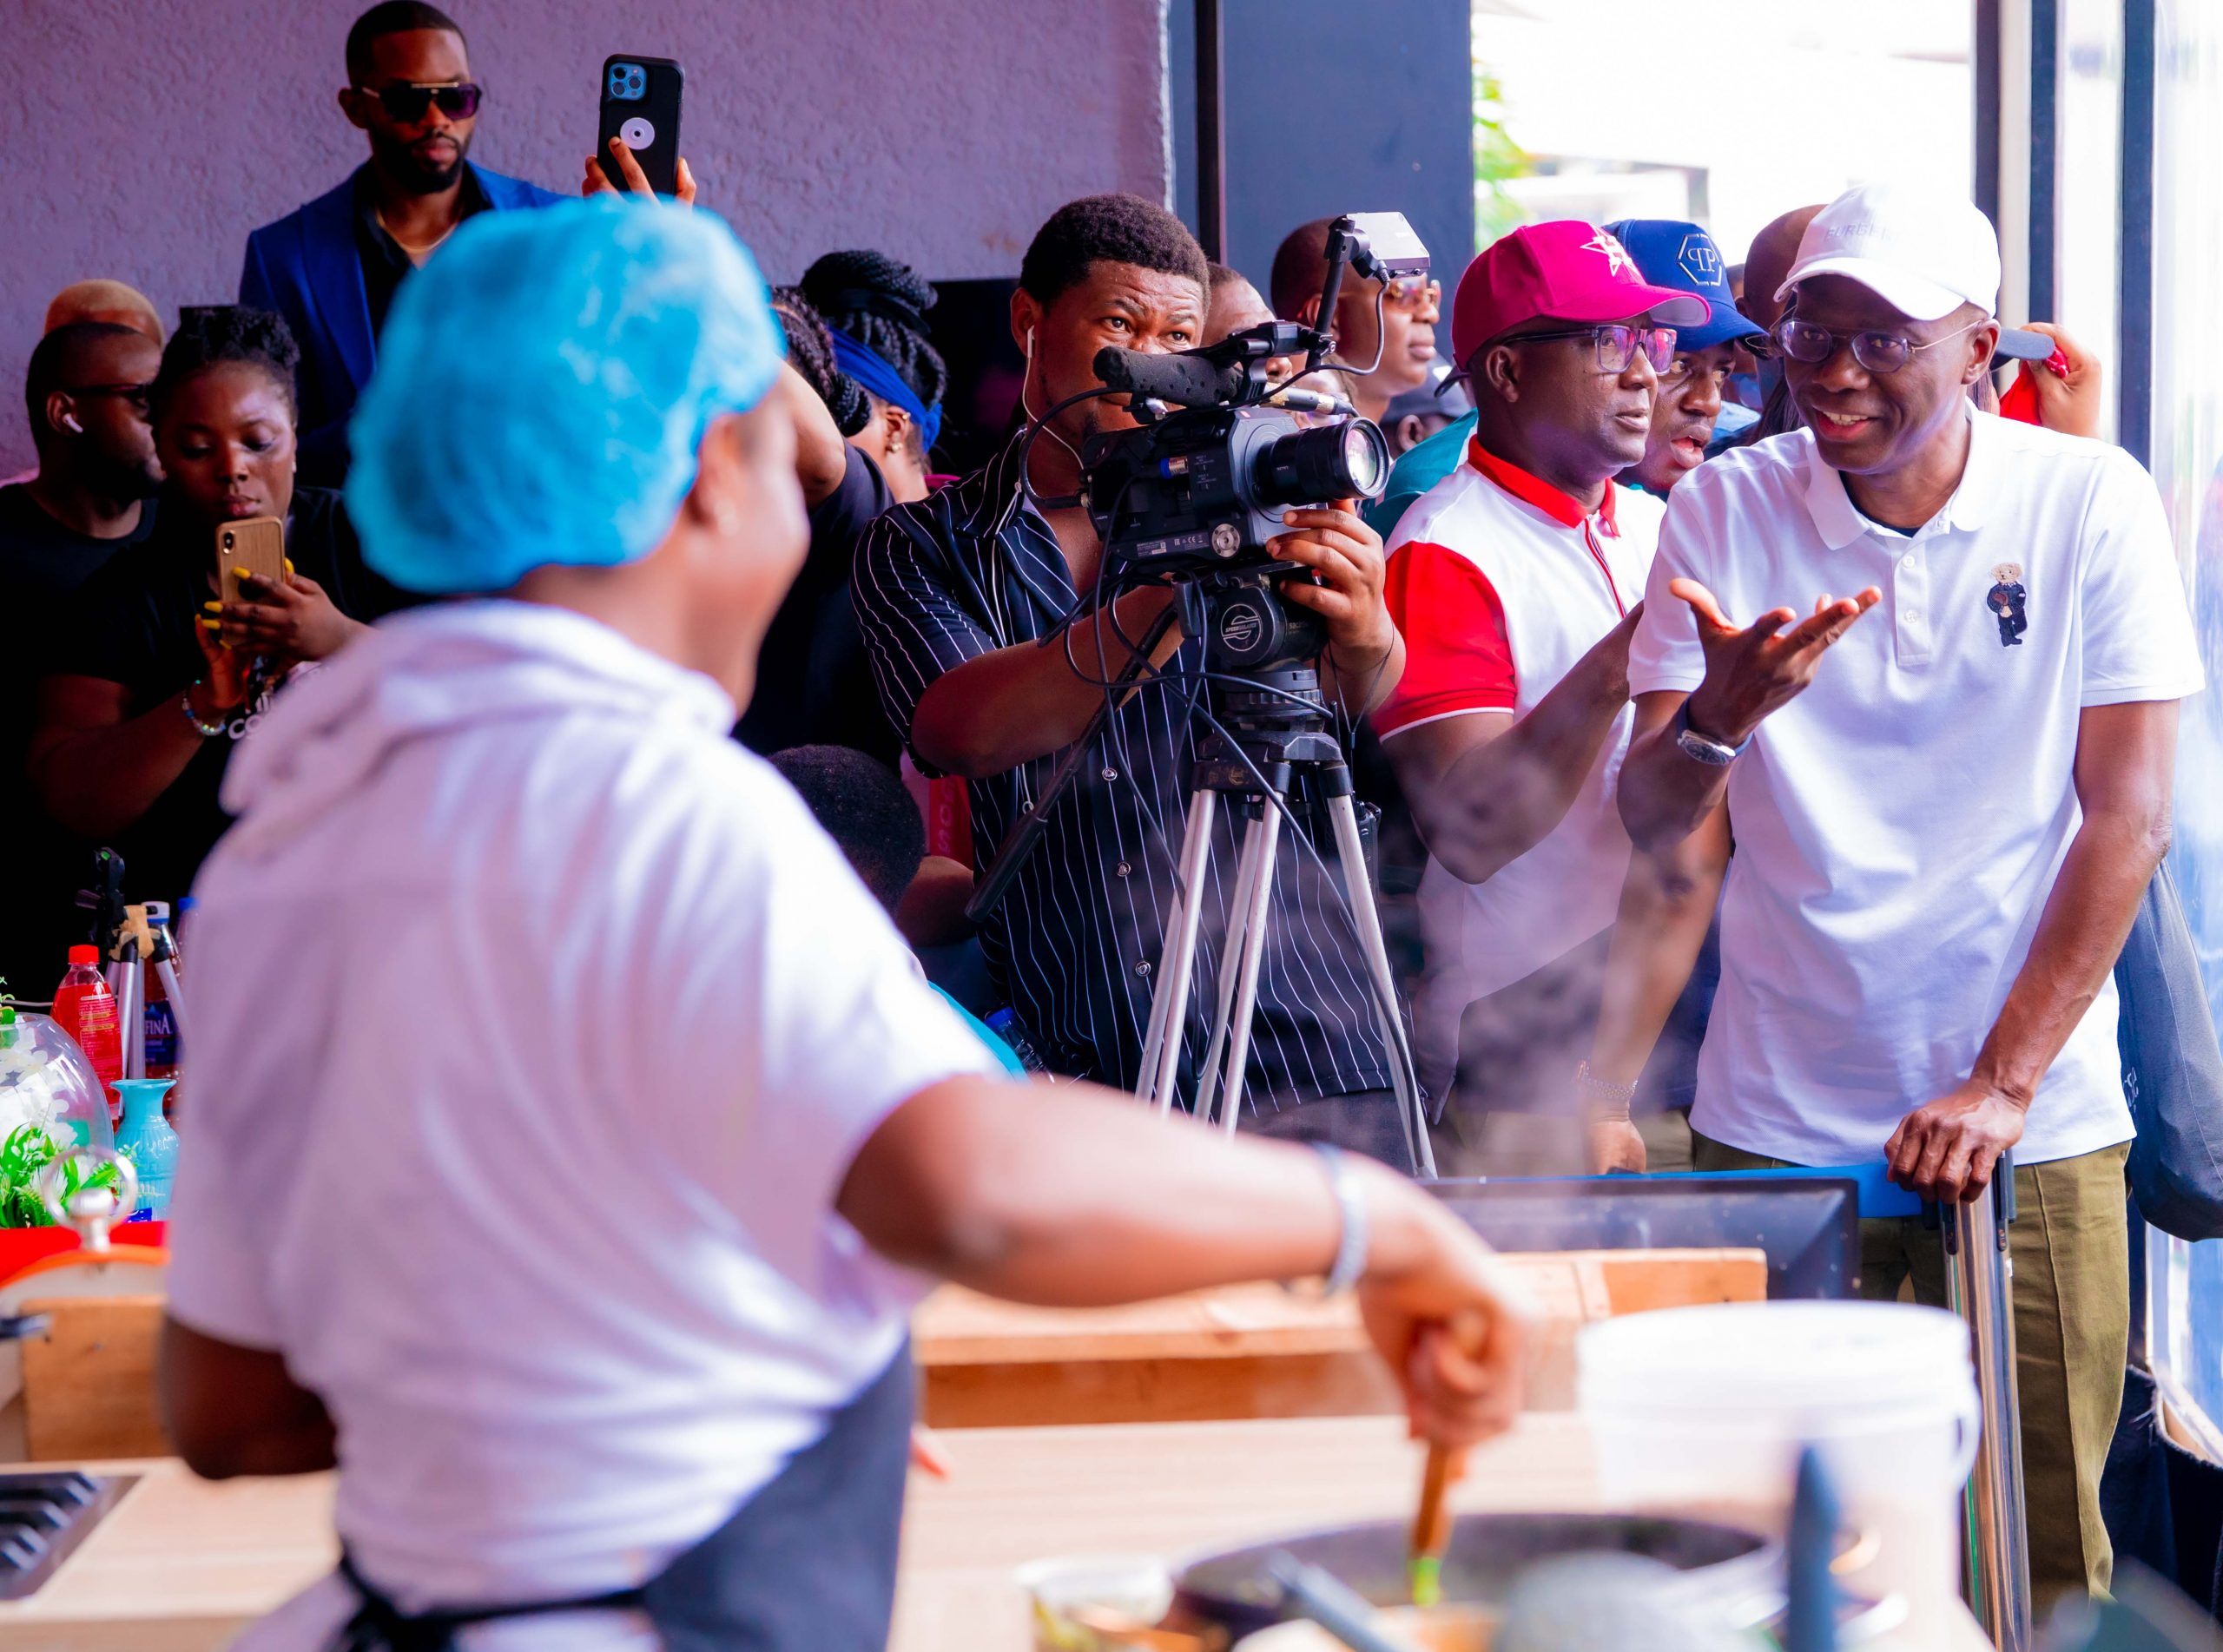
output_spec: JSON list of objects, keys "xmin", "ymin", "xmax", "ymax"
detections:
[{"xmin": 1692, "ymin": 1131, "xmax": 2130, "ymax": 1609}]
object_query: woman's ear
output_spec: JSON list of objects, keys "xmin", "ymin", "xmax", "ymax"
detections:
[{"xmin": 882, "ymin": 400, "xmax": 916, "ymax": 456}]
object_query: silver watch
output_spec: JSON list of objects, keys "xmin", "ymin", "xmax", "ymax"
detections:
[{"xmin": 1672, "ymin": 702, "xmax": 1746, "ymax": 767}]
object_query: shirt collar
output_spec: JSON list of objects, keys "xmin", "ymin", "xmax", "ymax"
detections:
[
  {"xmin": 1466, "ymin": 436, "xmax": 1619, "ymax": 533},
  {"xmin": 1803, "ymin": 403, "xmax": 1994, "ymax": 550}
]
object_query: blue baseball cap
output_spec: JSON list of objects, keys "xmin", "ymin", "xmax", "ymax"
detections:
[{"xmin": 1601, "ymin": 220, "xmax": 1766, "ymax": 352}]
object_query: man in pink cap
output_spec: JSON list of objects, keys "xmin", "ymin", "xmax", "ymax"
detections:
[
  {"xmin": 1368, "ymin": 220, "xmax": 1705, "ymax": 1173},
  {"xmin": 1604, "ymin": 181, "xmax": 2201, "ymax": 1605}
]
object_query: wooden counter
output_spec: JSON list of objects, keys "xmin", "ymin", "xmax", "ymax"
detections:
[
  {"xmin": 0, "ymin": 1417, "xmax": 1994, "ymax": 1652},
  {"xmin": 0, "ymin": 1415, "xmax": 1594, "ymax": 1651}
]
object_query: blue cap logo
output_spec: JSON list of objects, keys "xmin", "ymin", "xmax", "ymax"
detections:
[{"xmin": 1677, "ymin": 231, "xmax": 1723, "ymax": 287}]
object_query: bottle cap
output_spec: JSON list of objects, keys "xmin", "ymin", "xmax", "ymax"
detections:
[{"xmin": 67, "ymin": 945, "xmax": 99, "ymax": 965}]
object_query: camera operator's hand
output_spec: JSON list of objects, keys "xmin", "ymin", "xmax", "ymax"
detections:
[
  {"xmin": 1269, "ymin": 502, "xmax": 1403, "ymax": 714},
  {"xmin": 582, "ymin": 137, "xmax": 697, "ymax": 207}
]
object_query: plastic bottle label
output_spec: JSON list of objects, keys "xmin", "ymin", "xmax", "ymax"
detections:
[
  {"xmin": 73, "ymin": 995, "xmax": 122, "ymax": 1086},
  {"xmin": 145, "ymin": 1002, "xmax": 177, "ymax": 1069}
]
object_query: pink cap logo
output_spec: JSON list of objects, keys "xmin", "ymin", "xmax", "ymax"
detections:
[{"xmin": 1583, "ymin": 231, "xmax": 1638, "ymax": 280}]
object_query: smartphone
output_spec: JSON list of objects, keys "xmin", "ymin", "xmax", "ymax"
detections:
[
  {"xmin": 217, "ymin": 517, "xmax": 287, "ymax": 608},
  {"xmin": 598, "ymin": 56, "xmax": 684, "ymax": 197}
]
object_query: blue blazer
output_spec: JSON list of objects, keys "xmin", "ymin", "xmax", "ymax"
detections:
[{"xmin": 239, "ymin": 162, "xmax": 564, "ymax": 481}]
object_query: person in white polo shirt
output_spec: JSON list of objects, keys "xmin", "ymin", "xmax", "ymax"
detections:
[
  {"xmin": 1369, "ymin": 221, "xmax": 1705, "ymax": 1173},
  {"xmin": 1608, "ymin": 181, "xmax": 2202, "ymax": 1605}
]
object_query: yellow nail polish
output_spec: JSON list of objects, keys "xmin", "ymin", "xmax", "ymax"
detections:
[
  {"xmin": 232, "ymin": 566, "xmax": 251, "ymax": 579},
  {"xmin": 202, "ymin": 601, "xmax": 221, "ymax": 613},
  {"xmin": 284, "ymin": 558, "xmax": 294, "ymax": 577},
  {"xmin": 199, "ymin": 616, "xmax": 220, "ymax": 630}
]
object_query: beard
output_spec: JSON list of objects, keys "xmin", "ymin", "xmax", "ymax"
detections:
[
  {"xmin": 92, "ymin": 446, "xmax": 163, "ymax": 503},
  {"xmin": 373, "ymin": 128, "xmax": 470, "ymax": 194}
]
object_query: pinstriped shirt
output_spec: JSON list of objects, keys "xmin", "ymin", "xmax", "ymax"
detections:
[{"xmin": 852, "ymin": 435, "xmax": 1392, "ymax": 1103}]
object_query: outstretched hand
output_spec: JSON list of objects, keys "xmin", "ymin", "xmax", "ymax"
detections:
[
  {"xmin": 1675, "ymin": 578, "xmax": 1880, "ymax": 746},
  {"xmin": 582, "ymin": 137, "xmax": 696, "ymax": 206}
]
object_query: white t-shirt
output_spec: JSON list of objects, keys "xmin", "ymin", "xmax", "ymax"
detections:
[
  {"xmin": 1375, "ymin": 440, "xmax": 1664, "ymax": 1094},
  {"xmin": 1629, "ymin": 411, "xmax": 2204, "ymax": 1166},
  {"xmin": 167, "ymin": 602, "xmax": 1000, "ymax": 1649}
]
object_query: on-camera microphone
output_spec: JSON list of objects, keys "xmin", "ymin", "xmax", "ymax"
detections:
[{"xmin": 1092, "ymin": 346, "xmax": 1249, "ymax": 410}]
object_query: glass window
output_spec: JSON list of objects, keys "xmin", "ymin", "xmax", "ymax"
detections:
[
  {"xmin": 2056, "ymin": 0, "xmax": 2121, "ymax": 441},
  {"xmin": 2146, "ymin": 0, "xmax": 2223, "ymax": 1451},
  {"xmin": 1474, "ymin": 0, "xmax": 1973, "ymax": 260}
]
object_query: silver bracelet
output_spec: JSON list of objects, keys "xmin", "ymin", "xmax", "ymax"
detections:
[
  {"xmin": 1309, "ymin": 1142, "xmax": 1369, "ymax": 1298},
  {"xmin": 178, "ymin": 688, "xmax": 228, "ymax": 739},
  {"xmin": 1574, "ymin": 1060, "xmax": 1638, "ymax": 1122}
]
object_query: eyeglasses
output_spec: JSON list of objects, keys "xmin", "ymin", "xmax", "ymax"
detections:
[
  {"xmin": 1772, "ymin": 316, "xmax": 1984, "ymax": 375},
  {"xmin": 1383, "ymin": 277, "xmax": 1441, "ymax": 315},
  {"xmin": 63, "ymin": 382, "xmax": 152, "ymax": 411},
  {"xmin": 1510, "ymin": 324, "xmax": 1676, "ymax": 375},
  {"xmin": 355, "ymin": 81, "xmax": 483, "ymax": 122}
]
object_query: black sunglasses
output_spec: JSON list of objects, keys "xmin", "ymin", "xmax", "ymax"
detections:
[{"xmin": 356, "ymin": 81, "xmax": 483, "ymax": 122}]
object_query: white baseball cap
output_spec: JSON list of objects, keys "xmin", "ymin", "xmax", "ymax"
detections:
[{"xmin": 1774, "ymin": 182, "xmax": 2001, "ymax": 321}]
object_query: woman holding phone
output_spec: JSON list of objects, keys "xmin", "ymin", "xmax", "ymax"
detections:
[{"xmin": 29, "ymin": 306, "xmax": 411, "ymax": 911}]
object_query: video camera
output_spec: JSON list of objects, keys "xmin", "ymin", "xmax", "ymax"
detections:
[{"xmin": 1078, "ymin": 211, "xmax": 1430, "ymax": 578}]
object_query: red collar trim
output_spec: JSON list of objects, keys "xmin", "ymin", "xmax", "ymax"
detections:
[{"xmin": 1466, "ymin": 437, "xmax": 1617, "ymax": 534}]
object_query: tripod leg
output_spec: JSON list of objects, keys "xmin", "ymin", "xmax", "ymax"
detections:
[
  {"xmin": 1138, "ymin": 791, "xmax": 1218, "ymax": 1114},
  {"xmin": 1213, "ymin": 807, "xmax": 1283, "ymax": 1138},
  {"xmin": 1325, "ymin": 793, "xmax": 1435, "ymax": 1179},
  {"xmin": 115, "ymin": 961, "xmax": 144, "ymax": 1082},
  {"xmin": 154, "ymin": 958, "xmax": 188, "ymax": 1051},
  {"xmin": 1193, "ymin": 809, "xmax": 1268, "ymax": 1129}
]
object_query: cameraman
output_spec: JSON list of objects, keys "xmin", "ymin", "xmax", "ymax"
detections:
[{"xmin": 853, "ymin": 194, "xmax": 1412, "ymax": 1163}]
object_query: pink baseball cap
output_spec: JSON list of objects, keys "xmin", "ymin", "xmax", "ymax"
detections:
[{"xmin": 1451, "ymin": 220, "xmax": 1711, "ymax": 370}]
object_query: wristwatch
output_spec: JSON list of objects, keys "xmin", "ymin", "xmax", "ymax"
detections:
[
  {"xmin": 1672, "ymin": 701, "xmax": 1748, "ymax": 767},
  {"xmin": 1573, "ymin": 1059, "xmax": 1639, "ymax": 1122}
]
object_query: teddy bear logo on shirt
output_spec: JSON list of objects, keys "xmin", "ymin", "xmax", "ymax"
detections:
[{"xmin": 1987, "ymin": 563, "xmax": 2028, "ymax": 648}]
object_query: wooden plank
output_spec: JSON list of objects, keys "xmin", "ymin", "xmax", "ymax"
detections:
[
  {"xmin": 914, "ymin": 1249, "xmax": 1765, "ymax": 1426},
  {"xmin": 20, "ymin": 1297, "xmax": 168, "ymax": 1462}
]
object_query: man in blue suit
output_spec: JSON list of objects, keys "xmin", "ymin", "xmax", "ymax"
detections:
[{"xmin": 240, "ymin": 3, "xmax": 562, "ymax": 484}]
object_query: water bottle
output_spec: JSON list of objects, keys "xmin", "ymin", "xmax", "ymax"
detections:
[{"xmin": 50, "ymin": 947, "xmax": 121, "ymax": 1125}]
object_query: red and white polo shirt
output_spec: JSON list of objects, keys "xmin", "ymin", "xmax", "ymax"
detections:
[{"xmin": 1375, "ymin": 439, "xmax": 1664, "ymax": 1094}]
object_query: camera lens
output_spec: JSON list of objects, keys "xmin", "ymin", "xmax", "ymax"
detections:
[{"xmin": 1248, "ymin": 418, "xmax": 1390, "ymax": 507}]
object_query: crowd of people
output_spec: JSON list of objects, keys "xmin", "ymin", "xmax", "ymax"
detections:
[{"xmin": 0, "ymin": 0, "xmax": 2191, "ymax": 1636}]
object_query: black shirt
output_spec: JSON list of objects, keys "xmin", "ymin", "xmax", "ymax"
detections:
[
  {"xmin": 736, "ymin": 445, "xmax": 900, "ymax": 763},
  {"xmin": 43, "ymin": 487, "xmax": 416, "ymax": 907},
  {"xmin": 851, "ymin": 433, "xmax": 1392, "ymax": 1101},
  {"xmin": 2, "ymin": 484, "xmax": 157, "ymax": 995},
  {"xmin": 352, "ymin": 165, "xmax": 491, "ymax": 339}
]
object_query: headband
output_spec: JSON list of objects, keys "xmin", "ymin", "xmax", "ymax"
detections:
[{"xmin": 828, "ymin": 326, "xmax": 941, "ymax": 452}]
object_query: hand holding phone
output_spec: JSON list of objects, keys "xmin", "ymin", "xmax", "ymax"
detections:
[{"xmin": 595, "ymin": 56, "xmax": 685, "ymax": 198}]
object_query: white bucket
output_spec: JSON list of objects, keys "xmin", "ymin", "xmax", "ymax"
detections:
[{"xmin": 1578, "ymin": 1301, "xmax": 1979, "ymax": 1635}]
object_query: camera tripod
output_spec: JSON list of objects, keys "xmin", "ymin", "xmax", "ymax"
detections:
[{"xmin": 1131, "ymin": 586, "xmax": 1435, "ymax": 1176}]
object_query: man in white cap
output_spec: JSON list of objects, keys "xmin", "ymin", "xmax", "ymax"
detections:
[{"xmin": 1602, "ymin": 181, "xmax": 2201, "ymax": 1604}]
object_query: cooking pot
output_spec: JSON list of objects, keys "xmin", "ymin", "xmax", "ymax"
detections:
[{"xmin": 1174, "ymin": 1511, "xmax": 1777, "ymax": 1642}]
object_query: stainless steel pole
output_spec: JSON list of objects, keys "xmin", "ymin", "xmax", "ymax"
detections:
[{"xmin": 1943, "ymin": 1157, "xmax": 2033, "ymax": 1652}]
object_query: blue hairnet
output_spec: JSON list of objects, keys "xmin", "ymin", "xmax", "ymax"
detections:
[{"xmin": 347, "ymin": 197, "xmax": 785, "ymax": 595}]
